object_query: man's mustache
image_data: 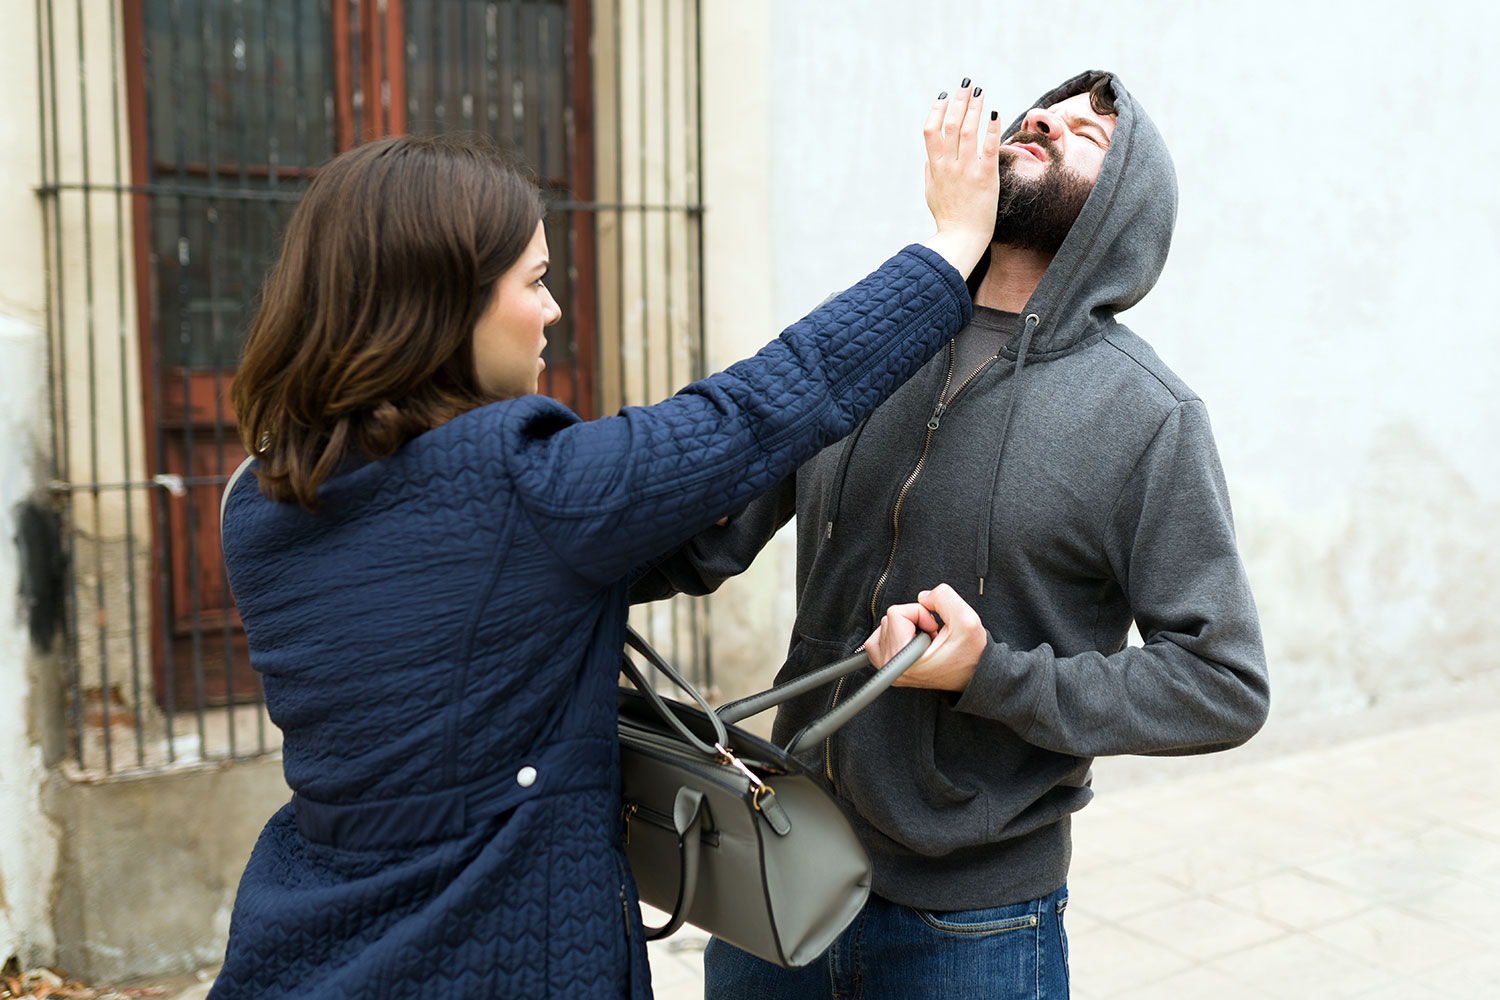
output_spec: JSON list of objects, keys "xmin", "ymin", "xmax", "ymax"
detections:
[{"xmin": 1001, "ymin": 130, "xmax": 1060, "ymax": 163}]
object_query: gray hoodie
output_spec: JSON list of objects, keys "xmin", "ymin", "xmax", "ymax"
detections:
[{"xmin": 632, "ymin": 71, "xmax": 1269, "ymax": 909}]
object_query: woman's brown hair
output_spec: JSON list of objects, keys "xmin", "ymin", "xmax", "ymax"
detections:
[{"xmin": 232, "ymin": 135, "xmax": 544, "ymax": 510}]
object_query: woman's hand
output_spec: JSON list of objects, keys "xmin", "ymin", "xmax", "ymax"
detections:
[
  {"xmin": 864, "ymin": 583, "xmax": 989, "ymax": 691},
  {"xmin": 920, "ymin": 82, "xmax": 1003, "ymax": 280}
]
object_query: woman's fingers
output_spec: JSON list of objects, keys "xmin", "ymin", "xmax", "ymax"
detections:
[
  {"xmin": 981, "ymin": 106, "xmax": 1003, "ymax": 163},
  {"xmin": 941, "ymin": 81, "xmax": 973, "ymax": 158},
  {"xmin": 919, "ymin": 78, "xmax": 1001, "ymax": 277},
  {"xmin": 922, "ymin": 92, "xmax": 949, "ymax": 162},
  {"xmin": 956, "ymin": 87, "xmax": 986, "ymax": 161},
  {"xmin": 927, "ymin": 78, "xmax": 1003, "ymax": 167}
]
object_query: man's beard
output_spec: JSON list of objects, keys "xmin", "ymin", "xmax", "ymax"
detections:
[{"xmin": 992, "ymin": 133, "xmax": 1094, "ymax": 255}]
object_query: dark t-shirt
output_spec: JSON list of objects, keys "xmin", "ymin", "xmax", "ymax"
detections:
[{"xmin": 954, "ymin": 305, "xmax": 1019, "ymax": 381}]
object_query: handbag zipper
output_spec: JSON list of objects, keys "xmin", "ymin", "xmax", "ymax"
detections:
[
  {"xmin": 619, "ymin": 727, "xmax": 766, "ymax": 843},
  {"xmin": 621, "ymin": 799, "xmax": 721, "ymax": 848}
]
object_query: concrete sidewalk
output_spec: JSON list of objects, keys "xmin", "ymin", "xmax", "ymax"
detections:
[{"xmin": 646, "ymin": 691, "xmax": 1500, "ymax": 998}]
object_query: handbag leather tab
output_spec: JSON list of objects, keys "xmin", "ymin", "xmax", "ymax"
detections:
[{"xmin": 756, "ymin": 787, "xmax": 792, "ymax": 836}]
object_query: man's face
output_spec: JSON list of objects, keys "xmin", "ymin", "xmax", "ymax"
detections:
[{"xmin": 992, "ymin": 90, "xmax": 1118, "ymax": 254}]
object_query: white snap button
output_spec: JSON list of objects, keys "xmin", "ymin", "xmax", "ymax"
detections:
[{"xmin": 516, "ymin": 766, "xmax": 538, "ymax": 788}]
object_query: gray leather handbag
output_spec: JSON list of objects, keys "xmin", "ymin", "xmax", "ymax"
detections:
[{"xmin": 618, "ymin": 626, "xmax": 929, "ymax": 969}]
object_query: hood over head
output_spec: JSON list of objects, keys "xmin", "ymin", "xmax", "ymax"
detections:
[
  {"xmin": 968, "ymin": 71, "xmax": 1179, "ymax": 593},
  {"xmin": 969, "ymin": 70, "xmax": 1178, "ymax": 357}
]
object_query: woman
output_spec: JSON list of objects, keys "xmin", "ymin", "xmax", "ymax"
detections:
[{"xmin": 211, "ymin": 84, "xmax": 1000, "ymax": 999}]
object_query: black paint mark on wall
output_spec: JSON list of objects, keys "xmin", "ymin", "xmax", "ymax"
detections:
[{"xmin": 14, "ymin": 501, "xmax": 64, "ymax": 652}]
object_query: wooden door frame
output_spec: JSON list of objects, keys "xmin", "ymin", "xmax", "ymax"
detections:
[{"xmin": 121, "ymin": 0, "xmax": 596, "ymax": 708}]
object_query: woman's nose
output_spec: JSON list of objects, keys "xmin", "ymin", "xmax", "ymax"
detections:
[
  {"xmin": 544, "ymin": 287, "xmax": 563, "ymax": 326},
  {"xmin": 1022, "ymin": 107, "xmax": 1065, "ymax": 140}
]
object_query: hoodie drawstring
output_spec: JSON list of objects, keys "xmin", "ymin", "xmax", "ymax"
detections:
[{"xmin": 976, "ymin": 313, "xmax": 1039, "ymax": 595}]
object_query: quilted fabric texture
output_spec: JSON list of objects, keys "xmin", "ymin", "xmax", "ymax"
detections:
[{"xmin": 209, "ymin": 245, "xmax": 970, "ymax": 999}]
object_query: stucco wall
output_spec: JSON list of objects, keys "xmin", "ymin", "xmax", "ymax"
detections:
[
  {"xmin": 695, "ymin": 2, "xmax": 799, "ymax": 707},
  {"xmin": 46, "ymin": 758, "xmax": 288, "ymax": 982},
  {"xmin": 1, "ymin": 315, "xmax": 61, "ymax": 972},
  {"xmin": 0, "ymin": 0, "xmax": 60, "ymax": 971},
  {"xmin": 3, "ymin": 0, "xmax": 1495, "ymax": 981},
  {"xmin": 754, "ymin": 1, "xmax": 1500, "ymax": 720}
]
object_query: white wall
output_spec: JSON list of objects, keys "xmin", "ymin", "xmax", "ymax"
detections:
[
  {"xmin": 0, "ymin": 316, "xmax": 60, "ymax": 970},
  {"xmin": 0, "ymin": 0, "xmax": 61, "ymax": 967},
  {"xmin": 755, "ymin": 1, "xmax": 1500, "ymax": 719}
]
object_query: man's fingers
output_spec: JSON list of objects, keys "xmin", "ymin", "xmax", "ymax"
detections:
[
  {"xmin": 867, "ymin": 605, "xmax": 920, "ymax": 667},
  {"xmin": 918, "ymin": 583, "xmax": 978, "ymax": 628},
  {"xmin": 884, "ymin": 602, "xmax": 942, "ymax": 639}
]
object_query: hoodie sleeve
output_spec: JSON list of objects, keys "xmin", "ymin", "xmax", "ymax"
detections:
[
  {"xmin": 627, "ymin": 476, "xmax": 798, "ymax": 603},
  {"xmin": 954, "ymin": 399, "xmax": 1269, "ymax": 756}
]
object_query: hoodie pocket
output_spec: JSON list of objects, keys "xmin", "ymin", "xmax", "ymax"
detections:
[
  {"xmin": 831, "ymin": 689, "xmax": 992, "ymax": 854},
  {"xmin": 915, "ymin": 695, "xmax": 980, "ymax": 807}
]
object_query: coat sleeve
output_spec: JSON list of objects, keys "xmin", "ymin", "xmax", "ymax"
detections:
[
  {"xmin": 954, "ymin": 400, "xmax": 1270, "ymax": 756},
  {"xmin": 627, "ymin": 476, "xmax": 798, "ymax": 603},
  {"xmin": 508, "ymin": 245, "xmax": 970, "ymax": 587}
]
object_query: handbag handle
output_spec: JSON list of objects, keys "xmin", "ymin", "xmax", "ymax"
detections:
[
  {"xmin": 781, "ymin": 632, "xmax": 929, "ymax": 757},
  {"xmin": 624, "ymin": 626, "xmax": 930, "ymax": 759},
  {"xmin": 641, "ymin": 787, "xmax": 705, "ymax": 941},
  {"xmin": 622, "ymin": 627, "xmax": 729, "ymax": 759},
  {"xmin": 715, "ymin": 636, "xmax": 926, "ymax": 726}
]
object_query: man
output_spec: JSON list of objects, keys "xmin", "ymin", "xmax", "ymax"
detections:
[{"xmin": 632, "ymin": 70, "xmax": 1269, "ymax": 999}]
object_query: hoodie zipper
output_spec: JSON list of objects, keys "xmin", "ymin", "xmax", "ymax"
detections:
[
  {"xmin": 823, "ymin": 341, "xmax": 995, "ymax": 787},
  {"xmin": 867, "ymin": 342, "xmax": 996, "ymax": 624}
]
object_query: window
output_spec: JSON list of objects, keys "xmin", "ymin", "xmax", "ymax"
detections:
[{"xmin": 41, "ymin": 0, "xmax": 706, "ymax": 774}]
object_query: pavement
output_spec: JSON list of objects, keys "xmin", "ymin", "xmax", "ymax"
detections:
[
  {"xmin": 645, "ymin": 687, "xmax": 1500, "ymax": 999},
  {"xmin": 135, "ymin": 684, "xmax": 1500, "ymax": 999}
]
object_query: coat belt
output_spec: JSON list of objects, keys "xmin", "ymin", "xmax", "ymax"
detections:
[{"xmin": 292, "ymin": 735, "xmax": 615, "ymax": 851}]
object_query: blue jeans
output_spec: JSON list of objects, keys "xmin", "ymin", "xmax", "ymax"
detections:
[{"xmin": 703, "ymin": 884, "xmax": 1069, "ymax": 999}]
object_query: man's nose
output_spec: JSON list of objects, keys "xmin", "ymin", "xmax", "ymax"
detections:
[{"xmin": 1021, "ymin": 107, "xmax": 1066, "ymax": 141}]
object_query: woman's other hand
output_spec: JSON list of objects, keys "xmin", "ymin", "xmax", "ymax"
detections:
[{"xmin": 920, "ymin": 82, "xmax": 1003, "ymax": 279}]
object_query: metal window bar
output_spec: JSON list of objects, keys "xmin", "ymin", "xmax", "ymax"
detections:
[{"xmin": 39, "ymin": 0, "xmax": 710, "ymax": 778}]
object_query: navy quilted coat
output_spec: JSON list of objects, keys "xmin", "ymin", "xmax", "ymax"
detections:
[{"xmin": 209, "ymin": 246, "xmax": 970, "ymax": 999}]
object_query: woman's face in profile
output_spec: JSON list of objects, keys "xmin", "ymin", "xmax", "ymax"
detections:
[{"xmin": 472, "ymin": 221, "xmax": 563, "ymax": 400}]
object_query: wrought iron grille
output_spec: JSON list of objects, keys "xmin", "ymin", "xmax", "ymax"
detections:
[{"xmin": 36, "ymin": 0, "xmax": 708, "ymax": 776}]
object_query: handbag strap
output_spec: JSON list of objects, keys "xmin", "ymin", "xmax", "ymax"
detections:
[
  {"xmin": 782, "ymin": 631, "xmax": 929, "ymax": 756},
  {"xmin": 640, "ymin": 786, "xmax": 705, "ymax": 941},
  {"xmin": 621, "ymin": 626, "xmax": 728, "ymax": 758},
  {"xmin": 219, "ymin": 453, "xmax": 257, "ymax": 536},
  {"xmin": 624, "ymin": 626, "xmax": 931, "ymax": 759},
  {"xmin": 717, "ymin": 648, "xmax": 876, "ymax": 725}
]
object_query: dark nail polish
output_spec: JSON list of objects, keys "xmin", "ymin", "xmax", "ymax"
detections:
[
  {"xmin": 991, "ymin": 110, "xmax": 998, "ymax": 120},
  {"xmin": 972, "ymin": 86, "xmax": 982, "ymax": 97},
  {"xmin": 961, "ymin": 77, "xmax": 971, "ymax": 88},
  {"xmin": 938, "ymin": 91, "xmax": 948, "ymax": 100}
]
